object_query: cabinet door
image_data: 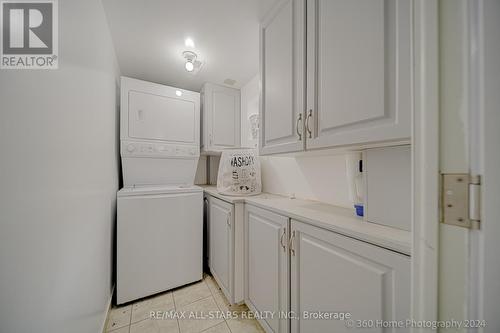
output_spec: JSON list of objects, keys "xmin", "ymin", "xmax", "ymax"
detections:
[
  {"xmin": 260, "ymin": 0, "xmax": 306, "ymax": 155},
  {"xmin": 209, "ymin": 197, "xmax": 233, "ymax": 299},
  {"xmin": 245, "ymin": 205, "xmax": 289, "ymax": 333},
  {"xmin": 203, "ymin": 83, "xmax": 241, "ymax": 152},
  {"xmin": 290, "ymin": 220, "xmax": 410, "ymax": 333},
  {"xmin": 306, "ymin": 0, "xmax": 411, "ymax": 149}
]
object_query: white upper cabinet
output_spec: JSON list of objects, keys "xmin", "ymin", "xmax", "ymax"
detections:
[
  {"xmin": 201, "ymin": 83, "xmax": 241, "ymax": 154},
  {"xmin": 259, "ymin": 0, "xmax": 306, "ymax": 155},
  {"xmin": 306, "ymin": 0, "xmax": 411, "ymax": 149},
  {"xmin": 259, "ymin": 0, "xmax": 411, "ymax": 154}
]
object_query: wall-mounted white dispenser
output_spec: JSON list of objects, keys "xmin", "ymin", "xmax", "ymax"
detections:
[{"xmin": 345, "ymin": 152, "xmax": 364, "ymax": 216}]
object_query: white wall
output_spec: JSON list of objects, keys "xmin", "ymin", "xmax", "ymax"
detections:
[
  {"xmin": 240, "ymin": 74, "xmax": 259, "ymax": 149},
  {"xmin": 195, "ymin": 156, "xmax": 207, "ymax": 185},
  {"xmin": 239, "ymin": 76, "xmax": 352, "ymax": 208},
  {"xmin": 0, "ymin": 1, "xmax": 120, "ymax": 332},
  {"xmin": 260, "ymin": 154, "xmax": 352, "ymax": 207}
]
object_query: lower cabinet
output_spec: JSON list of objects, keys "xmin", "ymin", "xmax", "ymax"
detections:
[
  {"xmin": 244, "ymin": 205, "xmax": 289, "ymax": 333},
  {"xmin": 208, "ymin": 196, "xmax": 234, "ymax": 301},
  {"xmin": 290, "ymin": 219, "xmax": 411, "ymax": 333},
  {"xmin": 206, "ymin": 194, "xmax": 245, "ymax": 304},
  {"xmin": 243, "ymin": 203, "xmax": 410, "ymax": 333}
]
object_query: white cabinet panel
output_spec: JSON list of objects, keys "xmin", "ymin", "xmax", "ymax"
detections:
[
  {"xmin": 306, "ymin": 0, "xmax": 411, "ymax": 148},
  {"xmin": 260, "ymin": 0, "xmax": 306, "ymax": 155},
  {"xmin": 364, "ymin": 145, "xmax": 411, "ymax": 231},
  {"xmin": 213, "ymin": 92, "xmax": 238, "ymax": 146},
  {"xmin": 290, "ymin": 220, "xmax": 410, "ymax": 333},
  {"xmin": 201, "ymin": 83, "xmax": 241, "ymax": 153},
  {"xmin": 209, "ymin": 196, "xmax": 233, "ymax": 299},
  {"xmin": 315, "ymin": 0, "xmax": 385, "ymax": 127},
  {"xmin": 206, "ymin": 194, "xmax": 245, "ymax": 304},
  {"xmin": 245, "ymin": 205, "xmax": 289, "ymax": 333}
]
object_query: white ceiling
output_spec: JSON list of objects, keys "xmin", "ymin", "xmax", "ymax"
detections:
[{"xmin": 102, "ymin": 0, "xmax": 277, "ymax": 92}]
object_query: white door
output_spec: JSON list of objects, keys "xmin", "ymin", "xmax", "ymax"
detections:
[
  {"xmin": 245, "ymin": 205, "xmax": 289, "ymax": 333},
  {"xmin": 209, "ymin": 196, "xmax": 233, "ymax": 299},
  {"xmin": 305, "ymin": 0, "xmax": 411, "ymax": 149},
  {"xmin": 290, "ymin": 220, "xmax": 410, "ymax": 333},
  {"xmin": 203, "ymin": 83, "xmax": 241, "ymax": 152},
  {"xmin": 468, "ymin": 0, "xmax": 500, "ymax": 330},
  {"xmin": 260, "ymin": 0, "xmax": 306, "ymax": 155}
]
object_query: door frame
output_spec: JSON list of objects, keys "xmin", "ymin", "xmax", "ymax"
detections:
[{"xmin": 411, "ymin": 0, "xmax": 439, "ymax": 328}]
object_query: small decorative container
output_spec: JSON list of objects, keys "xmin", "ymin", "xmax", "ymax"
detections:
[{"xmin": 217, "ymin": 148, "xmax": 261, "ymax": 196}]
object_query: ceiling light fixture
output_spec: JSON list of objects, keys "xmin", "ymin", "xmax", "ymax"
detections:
[
  {"xmin": 184, "ymin": 38, "xmax": 195, "ymax": 48},
  {"xmin": 185, "ymin": 61, "xmax": 194, "ymax": 72},
  {"xmin": 175, "ymin": 90, "xmax": 182, "ymax": 97},
  {"xmin": 182, "ymin": 50, "xmax": 197, "ymax": 73}
]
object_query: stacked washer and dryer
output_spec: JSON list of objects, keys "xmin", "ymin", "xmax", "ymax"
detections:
[{"xmin": 117, "ymin": 77, "xmax": 203, "ymax": 304}]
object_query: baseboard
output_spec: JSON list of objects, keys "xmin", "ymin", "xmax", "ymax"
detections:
[{"xmin": 99, "ymin": 285, "xmax": 115, "ymax": 333}]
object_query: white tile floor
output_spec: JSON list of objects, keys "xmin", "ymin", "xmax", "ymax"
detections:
[{"xmin": 106, "ymin": 274, "xmax": 265, "ymax": 333}]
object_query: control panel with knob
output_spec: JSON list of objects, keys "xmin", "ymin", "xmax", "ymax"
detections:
[
  {"xmin": 126, "ymin": 144, "xmax": 135, "ymax": 153},
  {"xmin": 121, "ymin": 141, "xmax": 199, "ymax": 158}
]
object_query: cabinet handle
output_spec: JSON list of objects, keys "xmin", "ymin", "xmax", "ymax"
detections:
[
  {"xmin": 280, "ymin": 228, "xmax": 287, "ymax": 252},
  {"xmin": 305, "ymin": 110, "xmax": 313, "ymax": 139},
  {"xmin": 289, "ymin": 230, "xmax": 296, "ymax": 256},
  {"xmin": 226, "ymin": 214, "xmax": 231, "ymax": 228},
  {"xmin": 296, "ymin": 114, "xmax": 302, "ymax": 141}
]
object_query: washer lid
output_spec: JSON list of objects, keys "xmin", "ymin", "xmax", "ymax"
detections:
[{"xmin": 117, "ymin": 185, "xmax": 202, "ymax": 197}]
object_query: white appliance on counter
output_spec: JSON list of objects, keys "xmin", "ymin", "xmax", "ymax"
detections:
[{"xmin": 117, "ymin": 77, "xmax": 202, "ymax": 304}]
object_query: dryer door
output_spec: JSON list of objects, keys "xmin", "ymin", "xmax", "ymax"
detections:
[{"xmin": 129, "ymin": 90, "xmax": 197, "ymax": 144}]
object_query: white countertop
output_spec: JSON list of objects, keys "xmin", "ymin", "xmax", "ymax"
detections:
[{"xmin": 201, "ymin": 186, "xmax": 411, "ymax": 256}]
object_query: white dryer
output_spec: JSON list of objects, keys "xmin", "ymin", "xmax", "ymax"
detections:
[{"xmin": 117, "ymin": 77, "xmax": 202, "ymax": 304}]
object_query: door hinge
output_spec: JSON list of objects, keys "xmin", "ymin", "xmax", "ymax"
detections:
[{"xmin": 440, "ymin": 173, "xmax": 481, "ymax": 229}]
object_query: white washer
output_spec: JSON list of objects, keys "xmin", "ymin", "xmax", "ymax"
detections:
[
  {"xmin": 117, "ymin": 77, "xmax": 202, "ymax": 304},
  {"xmin": 117, "ymin": 185, "xmax": 202, "ymax": 304}
]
